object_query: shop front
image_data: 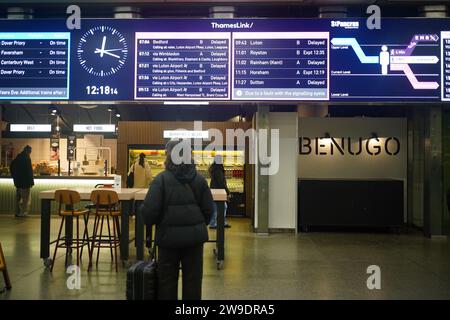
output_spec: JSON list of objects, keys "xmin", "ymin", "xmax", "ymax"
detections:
[
  {"xmin": 297, "ymin": 117, "xmax": 407, "ymax": 231},
  {"xmin": 117, "ymin": 121, "xmax": 252, "ymax": 218},
  {"xmin": 0, "ymin": 133, "xmax": 117, "ymax": 214}
]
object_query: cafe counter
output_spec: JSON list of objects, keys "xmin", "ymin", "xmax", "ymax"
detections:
[{"xmin": 0, "ymin": 175, "xmax": 115, "ymax": 214}]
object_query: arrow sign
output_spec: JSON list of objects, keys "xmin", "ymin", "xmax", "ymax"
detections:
[
  {"xmin": 390, "ymin": 63, "xmax": 439, "ymax": 90},
  {"xmin": 330, "ymin": 38, "xmax": 379, "ymax": 64},
  {"xmin": 390, "ymin": 56, "xmax": 439, "ymax": 64}
]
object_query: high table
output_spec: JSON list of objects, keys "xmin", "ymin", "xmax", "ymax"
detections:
[
  {"xmin": 39, "ymin": 187, "xmax": 142, "ymax": 267},
  {"xmin": 134, "ymin": 188, "xmax": 227, "ymax": 270}
]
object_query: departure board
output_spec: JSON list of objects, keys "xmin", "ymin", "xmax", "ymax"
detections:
[
  {"xmin": 135, "ymin": 32, "xmax": 230, "ymax": 100},
  {"xmin": 232, "ymin": 32, "xmax": 329, "ymax": 100},
  {"xmin": 0, "ymin": 18, "xmax": 448, "ymax": 103},
  {"xmin": 0, "ymin": 32, "xmax": 70, "ymax": 100}
]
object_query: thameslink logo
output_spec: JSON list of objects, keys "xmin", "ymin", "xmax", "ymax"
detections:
[
  {"xmin": 331, "ymin": 21, "xmax": 360, "ymax": 29},
  {"xmin": 211, "ymin": 22, "xmax": 254, "ymax": 29}
]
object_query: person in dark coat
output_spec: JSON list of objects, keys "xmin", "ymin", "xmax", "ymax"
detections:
[
  {"xmin": 10, "ymin": 145, "xmax": 34, "ymax": 217},
  {"xmin": 140, "ymin": 139, "xmax": 213, "ymax": 300},
  {"xmin": 208, "ymin": 155, "xmax": 231, "ymax": 229}
]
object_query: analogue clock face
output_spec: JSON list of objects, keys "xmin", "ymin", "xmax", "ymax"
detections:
[{"xmin": 77, "ymin": 26, "xmax": 128, "ymax": 77}]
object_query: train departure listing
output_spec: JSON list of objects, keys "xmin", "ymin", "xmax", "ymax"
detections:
[
  {"xmin": 0, "ymin": 32, "xmax": 70, "ymax": 100},
  {"xmin": 232, "ymin": 32, "xmax": 329, "ymax": 100},
  {"xmin": 135, "ymin": 32, "xmax": 231, "ymax": 100}
]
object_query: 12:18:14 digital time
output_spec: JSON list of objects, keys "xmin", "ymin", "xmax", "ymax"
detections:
[{"xmin": 86, "ymin": 85, "xmax": 119, "ymax": 95}]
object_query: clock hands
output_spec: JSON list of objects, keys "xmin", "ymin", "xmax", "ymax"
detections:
[
  {"xmin": 94, "ymin": 36, "xmax": 121, "ymax": 59},
  {"xmin": 94, "ymin": 49, "xmax": 121, "ymax": 59},
  {"xmin": 97, "ymin": 48, "xmax": 123, "ymax": 52},
  {"xmin": 100, "ymin": 36, "xmax": 106, "ymax": 57}
]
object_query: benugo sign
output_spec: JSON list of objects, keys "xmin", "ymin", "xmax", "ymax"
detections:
[
  {"xmin": 299, "ymin": 136, "xmax": 401, "ymax": 156},
  {"xmin": 298, "ymin": 118, "xmax": 407, "ymax": 181}
]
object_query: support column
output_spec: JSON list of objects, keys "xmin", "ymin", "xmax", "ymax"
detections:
[
  {"xmin": 423, "ymin": 106, "xmax": 443, "ymax": 237},
  {"xmin": 209, "ymin": 6, "xmax": 236, "ymax": 18},
  {"xmin": 318, "ymin": 6, "xmax": 348, "ymax": 18},
  {"xmin": 7, "ymin": 7, "xmax": 33, "ymax": 19},
  {"xmin": 418, "ymin": 5, "xmax": 447, "ymax": 18},
  {"xmin": 114, "ymin": 6, "xmax": 142, "ymax": 19},
  {"xmin": 408, "ymin": 107, "xmax": 425, "ymax": 228},
  {"xmin": 420, "ymin": 5, "xmax": 446, "ymax": 237},
  {"xmin": 255, "ymin": 105, "xmax": 270, "ymax": 235}
]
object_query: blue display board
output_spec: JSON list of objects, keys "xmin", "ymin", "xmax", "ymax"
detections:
[
  {"xmin": 0, "ymin": 18, "xmax": 449, "ymax": 102},
  {"xmin": 0, "ymin": 32, "xmax": 70, "ymax": 99}
]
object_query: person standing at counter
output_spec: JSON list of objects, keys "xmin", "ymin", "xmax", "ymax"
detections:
[
  {"xmin": 140, "ymin": 140, "xmax": 213, "ymax": 300},
  {"xmin": 209, "ymin": 155, "xmax": 231, "ymax": 229},
  {"xmin": 10, "ymin": 145, "xmax": 34, "ymax": 218},
  {"xmin": 128, "ymin": 153, "xmax": 153, "ymax": 188}
]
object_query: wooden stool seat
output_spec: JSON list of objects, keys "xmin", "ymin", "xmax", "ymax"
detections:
[
  {"xmin": 0, "ymin": 243, "xmax": 11, "ymax": 291},
  {"xmin": 50, "ymin": 190, "xmax": 91, "ymax": 272},
  {"xmin": 95, "ymin": 209, "xmax": 121, "ymax": 216},
  {"xmin": 88, "ymin": 189, "xmax": 121, "ymax": 272},
  {"xmin": 60, "ymin": 209, "xmax": 90, "ymax": 216}
]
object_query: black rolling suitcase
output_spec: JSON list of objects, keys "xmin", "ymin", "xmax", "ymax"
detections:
[{"xmin": 126, "ymin": 248, "xmax": 157, "ymax": 300}]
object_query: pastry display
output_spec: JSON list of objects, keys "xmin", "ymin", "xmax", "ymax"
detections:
[{"xmin": 128, "ymin": 147, "xmax": 245, "ymax": 193}]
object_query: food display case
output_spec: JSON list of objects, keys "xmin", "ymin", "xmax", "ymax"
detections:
[{"xmin": 128, "ymin": 145, "xmax": 246, "ymax": 216}]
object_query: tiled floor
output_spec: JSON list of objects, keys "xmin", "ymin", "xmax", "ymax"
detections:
[{"xmin": 0, "ymin": 215, "xmax": 449, "ymax": 300}]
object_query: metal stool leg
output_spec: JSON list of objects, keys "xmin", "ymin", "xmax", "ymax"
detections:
[
  {"xmin": 80, "ymin": 213, "xmax": 90, "ymax": 260},
  {"xmin": 96, "ymin": 216, "xmax": 105, "ymax": 267},
  {"xmin": 112, "ymin": 215, "xmax": 119, "ymax": 272},
  {"xmin": 50, "ymin": 216, "xmax": 65, "ymax": 273},
  {"xmin": 76, "ymin": 216, "xmax": 80, "ymax": 267},
  {"xmin": 88, "ymin": 215, "xmax": 99, "ymax": 272},
  {"xmin": 106, "ymin": 215, "xmax": 114, "ymax": 262}
]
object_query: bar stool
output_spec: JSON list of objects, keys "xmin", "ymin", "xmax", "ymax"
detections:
[
  {"xmin": 51, "ymin": 190, "xmax": 90, "ymax": 272},
  {"xmin": 0, "ymin": 242, "xmax": 12, "ymax": 291},
  {"xmin": 88, "ymin": 189, "xmax": 121, "ymax": 272}
]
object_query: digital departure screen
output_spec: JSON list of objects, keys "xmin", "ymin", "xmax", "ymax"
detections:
[
  {"xmin": 135, "ymin": 32, "xmax": 230, "ymax": 100},
  {"xmin": 0, "ymin": 18, "xmax": 449, "ymax": 102},
  {"xmin": 0, "ymin": 32, "xmax": 70, "ymax": 99},
  {"xmin": 232, "ymin": 32, "xmax": 329, "ymax": 100}
]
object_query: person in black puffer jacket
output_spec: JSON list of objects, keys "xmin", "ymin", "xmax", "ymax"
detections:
[
  {"xmin": 10, "ymin": 145, "xmax": 34, "ymax": 217},
  {"xmin": 208, "ymin": 155, "xmax": 231, "ymax": 229},
  {"xmin": 140, "ymin": 139, "xmax": 213, "ymax": 300}
]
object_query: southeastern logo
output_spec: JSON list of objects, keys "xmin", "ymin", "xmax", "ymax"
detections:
[{"xmin": 331, "ymin": 21, "xmax": 360, "ymax": 29}]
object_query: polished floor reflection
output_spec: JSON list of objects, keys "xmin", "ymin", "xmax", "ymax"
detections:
[{"xmin": 0, "ymin": 216, "xmax": 449, "ymax": 300}]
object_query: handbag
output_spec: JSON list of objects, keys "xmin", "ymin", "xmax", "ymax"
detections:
[{"xmin": 127, "ymin": 163, "xmax": 135, "ymax": 188}]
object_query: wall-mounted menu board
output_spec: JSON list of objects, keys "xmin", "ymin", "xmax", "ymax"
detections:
[{"xmin": 0, "ymin": 18, "xmax": 449, "ymax": 102}]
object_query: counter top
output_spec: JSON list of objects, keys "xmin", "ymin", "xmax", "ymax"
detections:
[
  {"xmin": 134, "ymin": 188, "xmax": 227, "ymax": 202},
  {"xmin": 0, "ymin": 175, "xmax": 115, "ymax": 180},
  {"xmin": 39, "ymin": 188, "xmax": 143, "ymax": 200}
]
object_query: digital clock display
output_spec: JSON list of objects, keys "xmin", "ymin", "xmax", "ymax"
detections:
[{"xmin": 86, "ymin": 85, "xmax": 118, "ymax": 95}]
